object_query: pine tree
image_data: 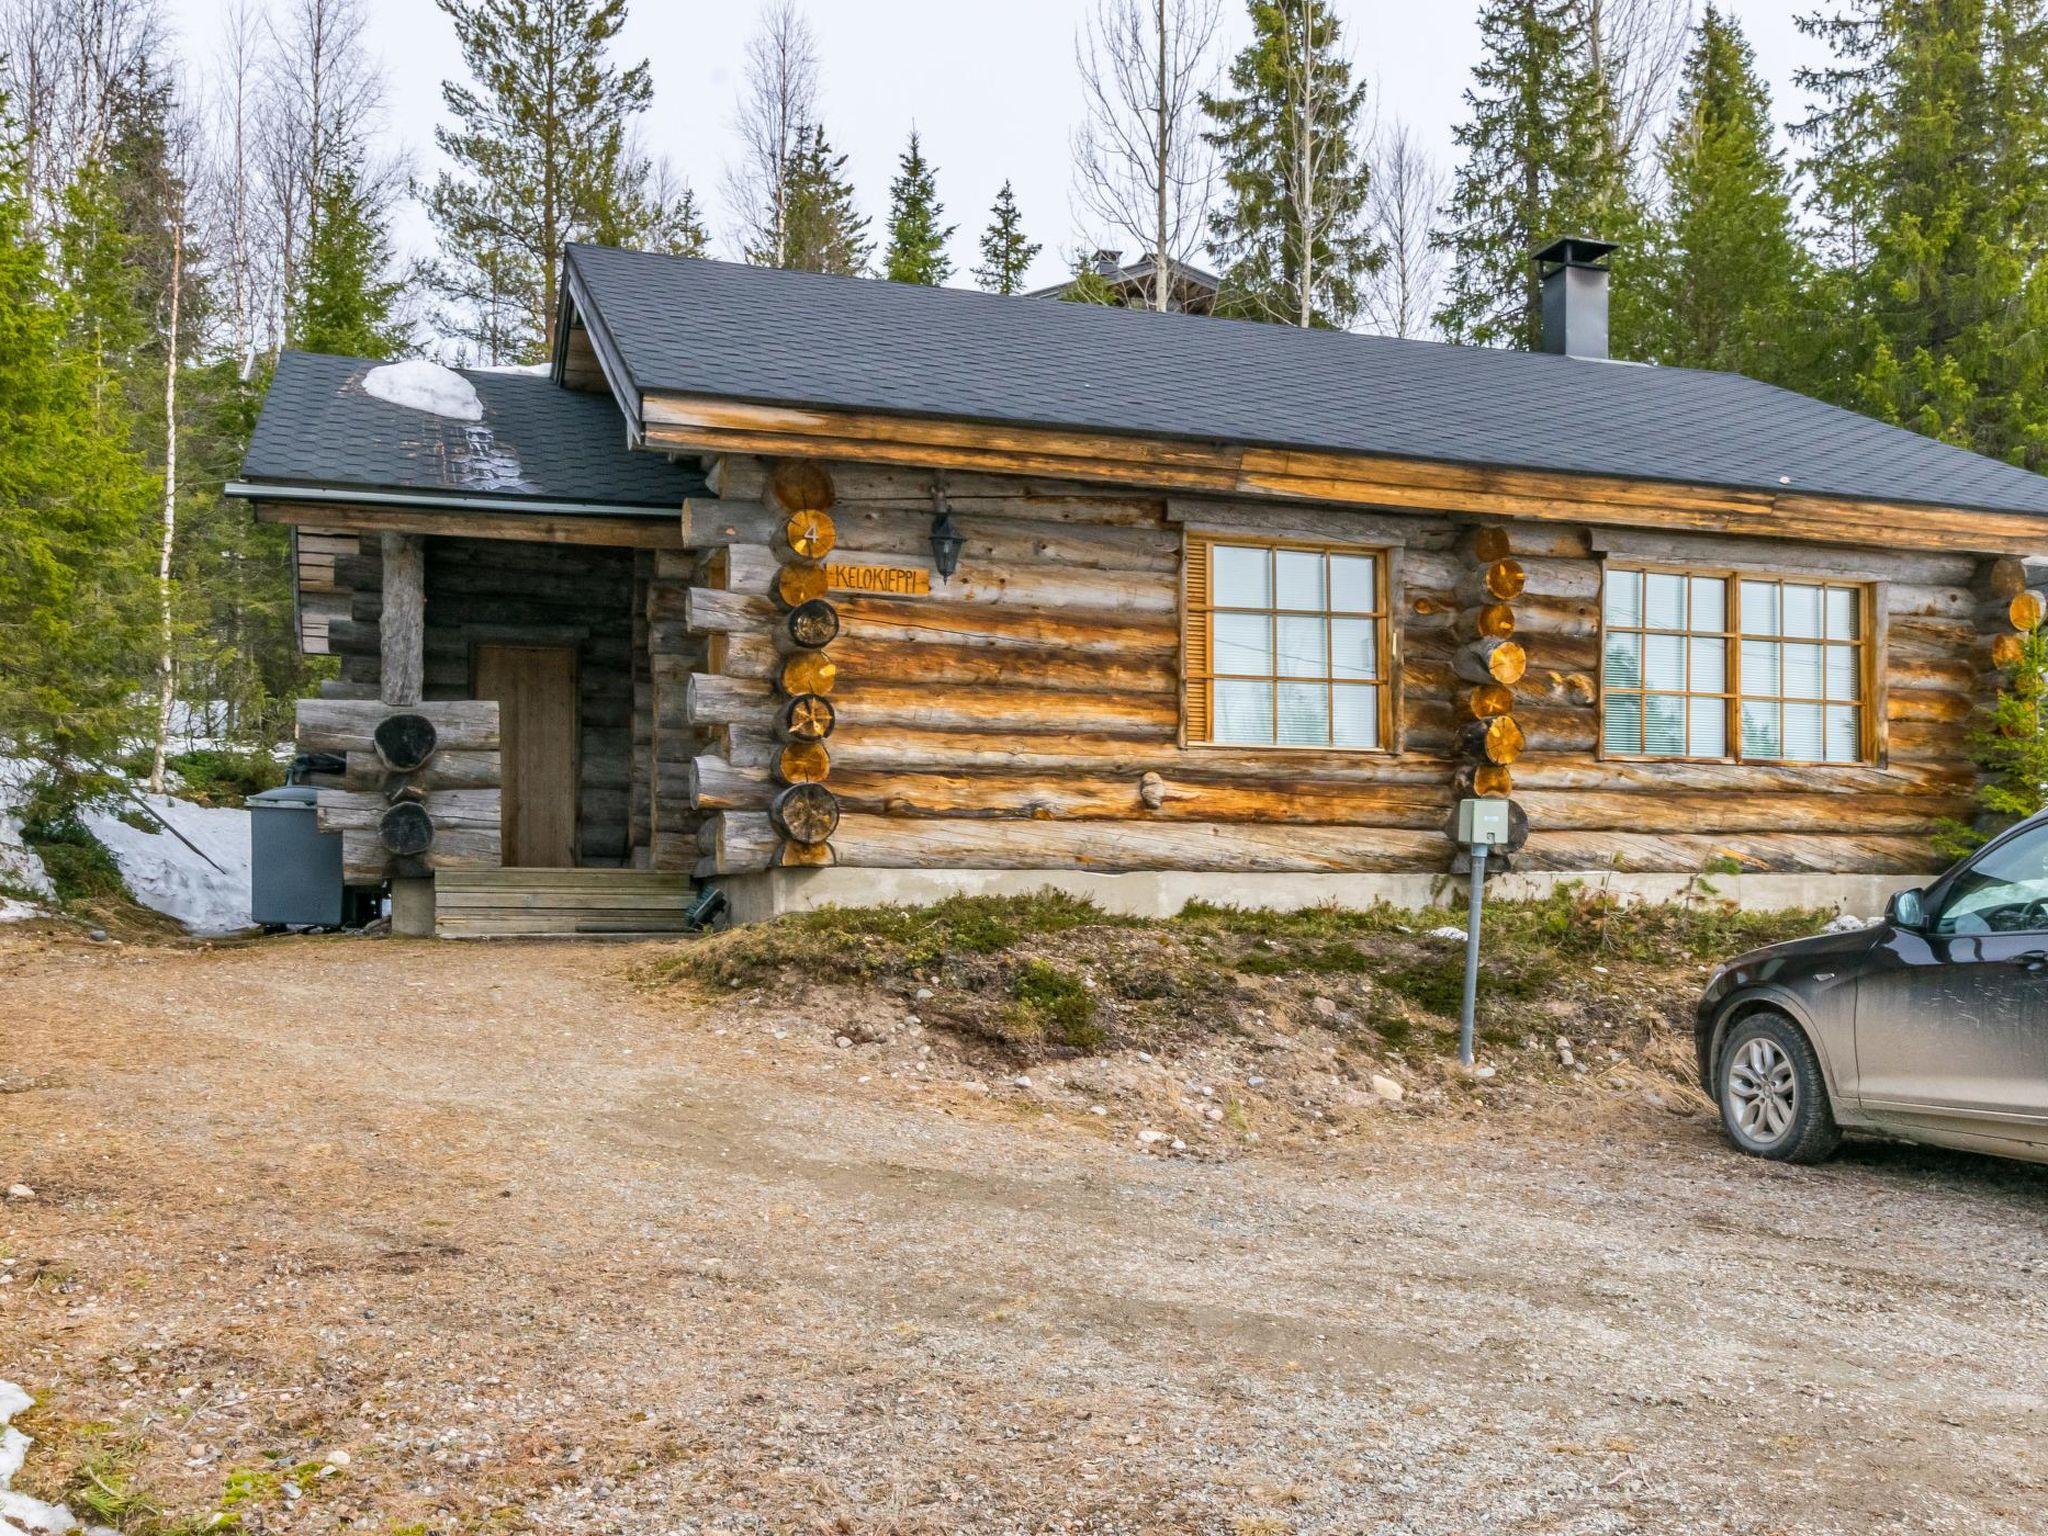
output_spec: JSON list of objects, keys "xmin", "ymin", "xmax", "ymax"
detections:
[
  {"xmin": 1202, "ymin": 0, "xmax": 1378, "ymax": 327},
  {"xmin": 1435, "ymin": 0, "xmax": 1640, "ymax": 351},
  {"xmin": 883, "ymin": 130, "xmax": 954, "ymax": 285},
  {"xmin": 1637, "ymin": 6, "xmax": 1807, "ymax": 381},
  {"xmin": 294, "ymin": 154, "xmax": 406, "ymax": 357},
  {"xmin": 0, "ymin": 103, "xmax": 156, "ymax": 814},
  {"xmin": 426, "ymin": 0, "xmax": 689, "ymax": 363},
  {"xmin": 1057, "ymin": 252, "xmax": 1122, "ymax": 304},
  {"xmin": 774, "ymin": 125, "xmax": 871, "ymax": 275},
  {"xmin": 974, "ymin": 181, "xmax": 1041, "ymax": 293},
  {"xmin": 1799, "ymin": 0, "xmax": 2048, "ymax": 468}
]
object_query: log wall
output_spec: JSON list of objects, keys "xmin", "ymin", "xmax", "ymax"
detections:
[{"xmin": 678, "ymin": 460, "xmax": 1988, "ymax": 881}]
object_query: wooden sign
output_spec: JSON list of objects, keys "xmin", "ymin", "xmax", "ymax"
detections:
[{"xmin": 826, "ymin": 561, "xmax": 932, "ymax": 597}]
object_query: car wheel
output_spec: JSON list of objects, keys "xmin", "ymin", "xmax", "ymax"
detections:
[{"xmin": 1717, "ymin": 1011, "xmax": 1840, "ymax": 1164}]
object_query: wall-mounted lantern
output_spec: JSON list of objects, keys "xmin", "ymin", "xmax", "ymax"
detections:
[{"xmin": 929, "ymin": 473, "xmax": 965, "ymax": 583}]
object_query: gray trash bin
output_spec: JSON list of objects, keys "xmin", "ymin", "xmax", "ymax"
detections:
[{"xmin": 249, "ymin": 784, "xmax": 345, "ymax": 927}]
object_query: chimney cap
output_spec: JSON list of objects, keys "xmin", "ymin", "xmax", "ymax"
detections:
[{"xmin": 1533, "ymin": 236, "xmax": 1618, "ymax": 271}]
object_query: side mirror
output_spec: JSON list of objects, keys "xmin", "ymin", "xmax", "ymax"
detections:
[{"xmin": 1886, "ymin": 887, "xmax": 1927, "ymax": 930}]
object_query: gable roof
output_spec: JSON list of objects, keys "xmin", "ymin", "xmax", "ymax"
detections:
[
  {"xmin": 561, "ymin": 244, "xmax": 2048, "ymax": 519},
  {"xmin": 238, "ymin": 350, "xmax": 703, "ymax": 511}
]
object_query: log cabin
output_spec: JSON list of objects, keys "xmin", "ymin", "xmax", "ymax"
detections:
[{"xmin": 228, "ymin": 237, "xmax": 2048, "ymax": 937}]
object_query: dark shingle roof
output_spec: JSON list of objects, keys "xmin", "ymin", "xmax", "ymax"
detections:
[
  {"xmin": 240, "ymin": 350, "xmax": 703, "ymax": 508},
  {"xmin": 565, "ymin": 244, "xmax": 2048, "ymax": 518}
]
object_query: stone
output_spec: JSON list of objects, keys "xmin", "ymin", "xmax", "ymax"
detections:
[
  {"xmin": 1014, "ymin": 1075, "xmax": 1032, "ymax": 1088},
  {"xmin": 835, "ymin": 1036, "xmax": 851, "ymax": 1048},
  {"xmin": 1088, "ymin": 1105, "xmax": 1107, "ymax": 1116},
  {"xmin": 1137, "ymin": 1129, "xmax": 1168, "ymax": 1144},
  {"xmin": 1203, "ymin": 1106, "xmax": 1223, "ymax": 1122},
  {"xmin": 1312, "ymin": 996, "xmax": 1339, "ymax": 1019},
  {"xmin": 914, "ymin": 987, "xmax": 935, "ymax": 1001},
  {"xmin": 1370, "ymin": 1075, "xmax": 1405, "ymax": 1104},
  {"xmin": 1474, "ymin": 1065, "xmax": 1497, "ymax": 1080},
  {"xmin": 4, "ymin": 1185, "xmax": 32, "ymax": 1201}
]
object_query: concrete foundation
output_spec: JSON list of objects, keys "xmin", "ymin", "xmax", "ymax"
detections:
[
  {"xmin": 712, "ymin": 867, "xmax": 1936, "ymax": 926},
  {"xmin": 390, "ymin": 875, "xmax": 437, "ymax": 937}
]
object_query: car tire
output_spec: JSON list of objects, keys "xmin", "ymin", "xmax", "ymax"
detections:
[{"xmin": 1716, "ymin": 1010, "xmax": 1841, "ymax": 1164}]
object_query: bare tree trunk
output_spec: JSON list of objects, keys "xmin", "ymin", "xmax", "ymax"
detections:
[
  {"xmin": 1362, "ymin": 118, "xmax": 1446, "ymax": 339},
  {"xmin": 727, "ymin": 0, "xmax": 818, "ymax": 267},
  {"xmin": 1074, "ymin": 0, "xmax": 1219, "ymax": 312},
  {"xmin": 147, "ymin": 205, "xmax": 184, "ymax": 796}
]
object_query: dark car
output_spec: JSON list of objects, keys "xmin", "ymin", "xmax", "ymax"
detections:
[{"xmin": 1697, "ymin": 810, "xmax": 2048, "ymax": 1165}]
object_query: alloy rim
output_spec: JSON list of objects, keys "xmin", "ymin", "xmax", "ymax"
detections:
[{"xmin": 1727, "ymin": 1036, "xmax": 1798, "ymax": 1145}]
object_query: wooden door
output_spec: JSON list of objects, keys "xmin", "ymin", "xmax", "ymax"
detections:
[{"xmin": 474, "ymin": 643, "xmax": 580, "ymax": 868}]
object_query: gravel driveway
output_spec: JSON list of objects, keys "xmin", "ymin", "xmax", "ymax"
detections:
[{"xmin": 1, "ymin": 929, "xmax": 2043, "ymax": 1534}]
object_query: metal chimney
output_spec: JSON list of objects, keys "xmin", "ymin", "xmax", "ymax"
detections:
[{"xmin": 1535, "ymin": 236, "xmax": 1618, "ymax": 359}]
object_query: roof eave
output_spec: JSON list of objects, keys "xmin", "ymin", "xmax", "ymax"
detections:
[{"xmin": 224, "ymin": 479, "xmax": 677, "ymax": 520}]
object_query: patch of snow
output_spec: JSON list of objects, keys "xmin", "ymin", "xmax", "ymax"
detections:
[
  {"xmin": 361, "ymin": 358, "xmax": 482, "ymax": 422},
  {"xmin": 0, "ymin": 900, "xmax": 42, "ymax": 924},
  {"xmin": 1, "ymin": 1379, "xmax": 115, "ymax": 1536},
  {"xmin": 454, "ymin": 424, "xmax": 531, "ymax": 492},
  {"xmin": 82, "ymin": 795, "xmax": 251, "ymax": 935},
  {"xmin": 1426, "ymin": 925, "xmax": 1469, "ymax": 942},
  {"xmin": 0, "ymin": 764, "xmax": 53, "ymax": 903},
  {"xmin": 1823, "ymin": 912, "xmax": 1870, "ymax": 933}
]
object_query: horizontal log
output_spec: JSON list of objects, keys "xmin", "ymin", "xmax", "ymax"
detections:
[
  {"xmin": 1515, "ymin": 830, "xmax": 1935, "ymax": 875},
  {"xmin": 317, "ymin": 788, "xmax": 502, "ymax": 834},
  {"xmin": 823, "ymin": 815, "xmax": 1456, "ymax": 874},
  {"xmin": 257, "ymin": 497, "xmax": 683, "ymax": 550},
  {"xmin": 691, "ymin": 498, "xmax": 1181, "ymax": 573},
  {"xmin": 1514, "ymin": 789, "xmax": 1969, "ymax": 835},
  {"xmin": 1454, "ymin": 637, "xmax": 1527, "ymax": 687},
  {"xmin": 341, "ymin": 827, "xmax": 502, "ymax": 882},
  {"xmin": 722, "ymin": 543, "xmax": 1175, "ymax": 615},
  {"xmin": 297, "ymin": 698, "xmax": 500, "ymax": 753},
  {"xmin": 342, "ymin": 749, "xmax": 500, "ymax": 791},
  {"xmin": 712, "ymin": 632, "xmax": 1178, "ymax": 694}
]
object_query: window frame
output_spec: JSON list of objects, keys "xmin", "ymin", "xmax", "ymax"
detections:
[
  {"xmin": 1181, "ymin": 533, "xmax": 1398, "ymax": 755},
  {"xmin": 1597, "ymin": 561, "xmax": 1879, "ymax": 767}
]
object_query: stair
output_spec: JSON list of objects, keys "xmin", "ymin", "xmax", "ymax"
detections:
[{"xmin": 433, "ymin": 868, "xmax": 695, "ymax": 939}]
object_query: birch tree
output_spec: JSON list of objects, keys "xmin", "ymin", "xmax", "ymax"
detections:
[
  {"xmin": 1360, "ymin": 118, "xmax": 1445, "ymax": 338},
  {"xmin": 728, "ymin": 0, "xmax": 819, "ymax": 268},
  {"xmin": 1203, "ymin": 0, "xmax": 1377, "ymax": 327},
  {"xmin": 1073, "ymin": 0, "xmax": 1222, "ymax": 311}
]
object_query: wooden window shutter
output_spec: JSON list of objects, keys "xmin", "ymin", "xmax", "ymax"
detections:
[{"xmin": 1183, "ymin": 535, "xmax": 1211, "ymax": 743}]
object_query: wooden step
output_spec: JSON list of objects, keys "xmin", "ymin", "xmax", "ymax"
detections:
[{"xmin": 433, "ymin": 867, "xmax": 695, "ymax": 939}]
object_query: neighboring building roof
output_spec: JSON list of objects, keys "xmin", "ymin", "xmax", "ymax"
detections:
[
  {"xmin": 562, "ymin": 245, "xmax": 2048, "ymax": 518},
  {"xmin": 238, "ymin": 350, "xmax": 704, "ymax": 510},
  {"xmin": 1024, "ymin": 250, "xmax": 1223, "ymax": 314}
]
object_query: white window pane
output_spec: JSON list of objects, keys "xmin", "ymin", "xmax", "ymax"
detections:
[
  {"xmin": 1645, "ymin": 695, "xmax": 1687, "ymax": 755},
  {"xmin": 1646, "ymin": 572, "xmax": 1685, "ymax": 628},
  {"xmin": 1329, "ymin": 555, "xmax": 1376, "ymax": 613},
  {"xmin": 1689, "ymin": 696, "xmax": 1728, "ymax": 757},
  {"xmin": 1783, "ymin": 701, "xmax": 1825, "ymax": 760},
  {"xmin": 1741, "ymin": 699, "xmax": 1781, "ymax": 758},
  {"xmin": 1276, "ymin": 615, "xmax": 1328, "ymax": 678},
  {"xmin": 1690, "ymin": 577, "xmax": 1727, "ymax": 632},
  {"xmin": 1604, "ymin": 694, "xmax": 1643, "ymax": 754},
  {"xmin": 1214, "ymin": 680, "xmax": 1273, "ymax": 743},
  {"xmin": 1741, "ymin": 639, "xmax": 1780, "ymax": 694},
  {"xmin": 1783, "ymin": 583, "xmax": 1823, "ymax": 638},
  {"xmin": 1333, "ymin": 684, "xmax": 1379, "ymax": 748},
  {"xmin": 1645, "ymin": 632, "xmax": 1686, "ymax": 690},
  {"xmin": 1783, "ymin": 642, "xmax": 1824, "ymax": 699},
  {"xmin": 1826, "ymin": 587, "xmax": 1859, "ymax": 640},
  {"xmin": 1331, "ymin": 618, "xmax": 1378, "ymax": 680},
  {"xmin": 1214, "ymin": 613, "xmax": 1271, "ymax": 675},
  {"xmin": 1690, "ymin": 636, "xmax": 1726, "ymax": 692},
  {"xmin": 1275, "ymin": 550, "xmax": 1325, "ymax": 611},
  {"xmin": 1604, "ymin": 631, "xmax": 1642, "ymax": 687},
  {"xmin": 1605, "ymin": 569, "xmax": 1642, "ymax": 627},
  {"xmin": 1825, "ymin": 705, "xmax": 1861, "ymax": 763},
  {"xmin": 1213, "ymin": 545, "xmax": 1269, "ymax": 608},
  {"xmin": 1277, "ymin": 682, "xmax": 1328, "ymax": 744},
  {"xmin": 1825, "ymin": 644, "xmax": 1860, "ymax": 701},
  {"xmin": 1741, "ymin": 580, "xmax": 1779, "ymax": 636}
]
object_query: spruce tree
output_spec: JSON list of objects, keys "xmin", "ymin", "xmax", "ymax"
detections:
[
  {"xmin": 1435, "ymin": 0, "xmax": 1639, "ymax": 351},
  {"xmin": 294, "ymin": 155, "xmax": 407, "ymax": 357},
  {"xmin": 426, "ymin": 0, "xmax": 687, "ymax": 362},
  {"xmin": 1638, "ymin": 6, "xmax": 1807, "ymax": 381},
  {"xmin": 1799, "ymin": 0, "xmax": 2048, "ymax": 467},
  {"xmin": 973, "ymin": 181, "xmax": 1041, "ymax": 293},
  {"xmin": 775, "ymin": 125, "xmax": 871, "ymax": 276},
  {"xmin": 1201, "ymin": 0, "xmax": 1378, "ymax": 327},
  {"xmin": 883, "ymin": 130, "xmax": 954, "ymax": 285}
]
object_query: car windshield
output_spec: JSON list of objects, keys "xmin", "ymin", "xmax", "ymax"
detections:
[{"xmin": 1934, "ymin": 821, "xmax": 2048, "ymax": 935}]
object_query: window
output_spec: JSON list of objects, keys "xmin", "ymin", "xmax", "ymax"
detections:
[
  {"xmin": 1933, "ymin": 822, "xmax": 2048, "ymax": 934},
  {"xmin": 1184, "ymin": 538, "xmax": 1389, "ymax": 749},
  {"xmin": 1602, "ymin": 569, "xmax": 1868, "ymax": 764}
]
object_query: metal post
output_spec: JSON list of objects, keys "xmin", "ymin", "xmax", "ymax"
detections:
[{"xmin": 1458, "ymin": 842, "xmax": 1488, "ymax": 1068}]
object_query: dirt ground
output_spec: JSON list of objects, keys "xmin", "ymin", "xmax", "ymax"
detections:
[{"xmin": 2, "ymin": 927, "xmax": 2045, "ymax": 1535}]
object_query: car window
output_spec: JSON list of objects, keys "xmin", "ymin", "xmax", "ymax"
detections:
[{"xmin": 1933, "ymin": 823, "xmax": 2048, "ymax": 935}]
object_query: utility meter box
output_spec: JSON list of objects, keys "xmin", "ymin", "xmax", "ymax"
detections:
[{"xmin": 1456, "ymin": 797, "xmax": 1512, "ymax": 848}]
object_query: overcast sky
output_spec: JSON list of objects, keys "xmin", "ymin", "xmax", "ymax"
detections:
[{"xmin": 159, "ymin": 0, "xmax": 1829, "ymax": 298}]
